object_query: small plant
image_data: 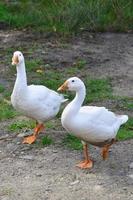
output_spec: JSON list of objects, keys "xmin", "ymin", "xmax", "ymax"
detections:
[
  {"xmin": 76, "ymin": 59, "xmax": 86, "ymax": 69},
  {"xmin": 26, "ymin": 59, "xmax": 43, "ymax": 72},
  {"xmin": 45, "ymin": 121, "xmax": 55, "ymax": 129},
  {"xmin": 8, "ymin": 120, "xmax": 35, "ymax": 132},
  {"xmin": 63, "ymin": 134, "xmax": 82, "ymax": 150},
  {"xmin": 0, "ymin": 84, "xmax": 5, "ymax": 93},
  {"xmin": 3, "ymin": 90, "xmax": 12, "ymax": 99},
  {"xmin": 0, "ymin": 99, "xmax": 17, "ymax": 121},
  {"xmin": 117, "ymin": 117, "xmax": 133, "ymax": 140},
  {"xmin": 122, "ymin": 100, "xmax": 133, "ymax": 110},
  {"xmin": 41, "ymin": 135, "xmax": 53, "ymax": 146},
  {"xmin": 85, "ymin": 78, "xmax": 112, "ymax": 103}
]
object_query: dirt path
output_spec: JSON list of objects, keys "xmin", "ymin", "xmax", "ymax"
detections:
[{"xmin": 0, "ymin": 31, "xmax": 133, "ymax": 200}]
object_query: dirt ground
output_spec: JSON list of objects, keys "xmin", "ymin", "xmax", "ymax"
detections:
[{"xmin": 0, "ymin": 30, "xmax": 133, "ymax": 200}]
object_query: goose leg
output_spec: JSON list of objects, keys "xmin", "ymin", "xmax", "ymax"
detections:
[
  {"xmin": 101, "ymin": 139, "xmax": 116, "ymax": 160},
  {"xmin": 76, "ymin": 144, "xmax": 93, "ymax": 169},
  {"xmin": 23, "ymin": 123, "xmax": 44, "ymax": 144}
]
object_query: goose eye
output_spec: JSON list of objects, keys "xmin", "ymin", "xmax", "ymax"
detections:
[
  {"xmin": 72, "ymin": 80, "xmax": 75, "ymax": 83},
  {"xmin": 19, "ymin": 54, "xmax": 21, "ymax": 56}
]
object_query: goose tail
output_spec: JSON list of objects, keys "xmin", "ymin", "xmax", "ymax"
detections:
[
  {"xmin": 118, "ymin": 115, "xmax": 128, "ymax": 125},
  {"xmin": 60, "ymin": 94, "xmax": 68, "ymax": 103}
]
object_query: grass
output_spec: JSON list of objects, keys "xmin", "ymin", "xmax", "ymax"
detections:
[
  {"xmin": 0, "ymin": 1, "xmax": 132, "ymax": 35},
  {"xmin": 117, "ymin": 118, "xmax": 133, "ymax": 140},
  {"xmin": 8, "ymin": 120, "xmax": 35, "ymax": 132},
  {"xmin": 63, "ymin": 134, "xmax": 82, "ymax": 150},
  {"xmin": 26, "ymin": 59, "xmax": 43, "ymax": 72},
  {"xmin": 85, "ymin": 78, "xmax": 112, "ymax": 103},
  {"xmin": 120, "ymin": 99, "xmax": 133, "ymax": 110},
  {"xmin": 0, "ymin": 84, "xmax": 5, "ymax": 93},
  {"xmin": 0, "ymin": 99, "xmax": 17, "ymax": 121},
  {"xmin": 75, "ymin": 59, "xmax": 87, "ymax": 69},
  {"xmin": 45, "ymin": 121, "xmax": 55, "ymax": 129},
  {"xmin": 41, "ymin": 135, "xmax": 53, "ymax": 146}
]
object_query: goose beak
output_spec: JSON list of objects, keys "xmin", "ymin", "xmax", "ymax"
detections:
[
  {"xmin": 12, "ymin": 55, "xmax": 19, "ymax": 65},
  {"xmin": 57, "ymin": 81, "xmax": 68, "ymax": 92}
]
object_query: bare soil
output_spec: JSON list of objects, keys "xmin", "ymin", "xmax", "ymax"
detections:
[{"xmin": 0, "ymin": 30, "xmax": 133, "ymax": 200}]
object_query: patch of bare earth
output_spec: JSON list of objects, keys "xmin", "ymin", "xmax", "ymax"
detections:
[{"xmin": 0, "ymin": 30, "xmax": 133, "ymax": 200}]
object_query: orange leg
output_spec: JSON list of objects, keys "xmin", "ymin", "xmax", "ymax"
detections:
[
  {"xmin": 76, "ymin": 144, "xmax": 93, "ymax": 169},
  {"xmin": 23, "ymin": 123, "xmax": 44, "ymax": 144},
  {"xmin": 101, "ymin": 139, "xmax": 116, "ymax": 160}
]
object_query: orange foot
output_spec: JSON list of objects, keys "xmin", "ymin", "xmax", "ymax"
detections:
[
  {"xmin": 22, "ymin": 135, "xmax": 36, "ymax": 144},
  {"xmin": 76, "ymin": 160, "xmax": 93, "ymax": 169}
]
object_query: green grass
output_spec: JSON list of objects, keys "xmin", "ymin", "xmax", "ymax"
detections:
[
  {"xmin": 85, "ymin": 78, "xmax": 112, "ymax": 103},
  {"xmin": 33, "ymin": 70, "xmax": 63, "ymax": 91},
  {"xmin": 121, "ymin": 99, "xmax": 133, "ymax": 110},
  {"xmin": 75, "ymin": 59, "xmax": 87, "ymax": 69},
  {"xmin": 3, "ymin": 91, "xmax": 12, "ymax": 100},
  {"xmin": 63, "ymin": 134, "xmax": 82, "ymax": 150},
  {"xmin": 45, "ymin": 121, "xmax": 55, "ymax": 129},
  {"xmin": 26, "ymin": 59, "xmax": 43, "ymax": 72},
  {"xmin": 8, "ymin": 120, "xmax": 35, "ymax": 132},
  {"xmin": 0, "ymin": 1, "xmax": 132, "ymax": 34},
  {"xmin": 117, "ymin": 117, "xmax": 133, "ymax": 140},
  {"xmin": 0, "ymin": 84, "xmax": 5, "ymax": 93},
  {"xmin": 0, "ymin": 99, "xmax": 17, "ymax": 121},
  {"xmin": 41, "ymin": 135, "xmax": 53, "ymax": 146}
]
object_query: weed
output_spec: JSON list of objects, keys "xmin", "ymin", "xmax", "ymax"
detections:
[
  {"xmin": 0, "ymin": 99, "xmax": 17, "ymax": 121},
  {"xmin": 117, "ymin": 117, "xmax": 133, "ymax": 140},
  {"xmin": 76, "ymin": 59, "xmax": 87, "ymax": 69},
  {"xmin": 26, "ymin": 59, "xmax": 43, "ymax": 72},
  {"xmin": 63, "ymin": 134, "xmax": 82, "ymax": 150},
  {"xmin": 8, "ymin": 120, "xmax": 35, "ymax": 132},
  {"xmin": 0, "ymin": 1, "xmax": 132, "ymax": 34},
  {"xmin": 45, "ymin": 121, "xmax": 55, "ymax": 129},
  {"xmin": 85, "ymin": 78, "xmax": 112, "ymax": 103},
  {"xmin": 0, "ymin": 84, "xmax": 5, "ymax": 93},
  {"xmin": 41, "ymin": 135, "xmax": 53, "ymax": 146}
]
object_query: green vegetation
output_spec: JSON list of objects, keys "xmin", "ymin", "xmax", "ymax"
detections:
[
  {"xmin": 0, "ymin": 1, "xmax": 132, "ymax": 34},
  {"xmin": 75, "ymin": 59, "xmax": 87, "ymax": 69},
  {"xmin": 3, "ymin": 91, "xmax": 12, "ymax": 100},
  {"xmin": 0, "ymin": 84, "xmax": 5, "ymax": 93},
  {"xmin": 45, "ymin": 121, "xmax": 55, "ymax": 129},
  {"xmin": 117, "ymin": 118, "xmax": 133, "ymax": 140},
  {"xmin": 41, "ymin": 135, "xmax": 53, "ymax": 146},
  {"xmin": 26, "ymin": 59, "xmax": 43, "ymax": 72},
  {"xmin": 63, "ymin": 134, "xmax": 82, "ymax": 150},
  {"xmin": 0, "ymin": 99, "xmax": 17, "ymax": 121},
  {"xmin": 85, "ymin": 78, "xmax": 112, "ymax": 103},
  {"xmin": 8, "ymin": 120, "xmax": 35, "ymax": 132}
]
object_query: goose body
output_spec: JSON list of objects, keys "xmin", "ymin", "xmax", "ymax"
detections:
[
  {"xmin": 58, "ymin": 77, "xmax": 128, "ymax": 168},
  {"xmin": 11, "ymin": 84, "xmax": 64, "ymax": 123},
  {"xmin": 11, "ymin": 51, "xmax": 66, "ymax": 144},
  {"xmin": 61, "ymin": 105, "xmax": 128, "ymax": 145}
]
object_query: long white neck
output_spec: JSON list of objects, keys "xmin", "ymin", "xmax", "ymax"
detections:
[
  {"xmin": 64, "ymin": 85, "xmax": 86, "ymax": 118},
  {"xmin": 13, "ymin": 60, "xmax": 27, "ymax": 92}
]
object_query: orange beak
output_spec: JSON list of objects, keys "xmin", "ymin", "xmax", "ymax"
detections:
[
  {"xmin": 12, "ymin": 55, "xmax": 19, "ymax": 65},
  {"xmin": 57, "ymin": 81, "xmax": 69, "ymax": 92}
]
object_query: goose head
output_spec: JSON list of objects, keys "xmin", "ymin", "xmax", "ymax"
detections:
[
  {"xmin": 58, "ymin": 77, "xmax": 85, "ymax": 92},
  {"xmin": 12, "ymin": 51, "xmax": 24, "ymax": 65}
]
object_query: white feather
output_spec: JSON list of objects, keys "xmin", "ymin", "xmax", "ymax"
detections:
[
  {"xmin": 11, "ymin": 51, "xmax": 66, "ymax": 123},
  {"xmin": 61, "ymin": 77, "xmax": 128, "ymax": 144}
]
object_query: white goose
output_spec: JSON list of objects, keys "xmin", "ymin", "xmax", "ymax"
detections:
[
  {"xmin": 58, "ymin": 77, "xmax": 128, "ymax": 169},
  {"xmin": 11, "ymin": 51, "xmax": 66, "ymax": 144}
]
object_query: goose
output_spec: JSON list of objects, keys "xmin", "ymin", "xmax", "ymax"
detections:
[
  {"xmin": 58, "ymin": 77, "xmax": 128, "ymax": 169},
  {"xmin": 11, "ymin": 51, "xmax": 66, "ymax": 144}
]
